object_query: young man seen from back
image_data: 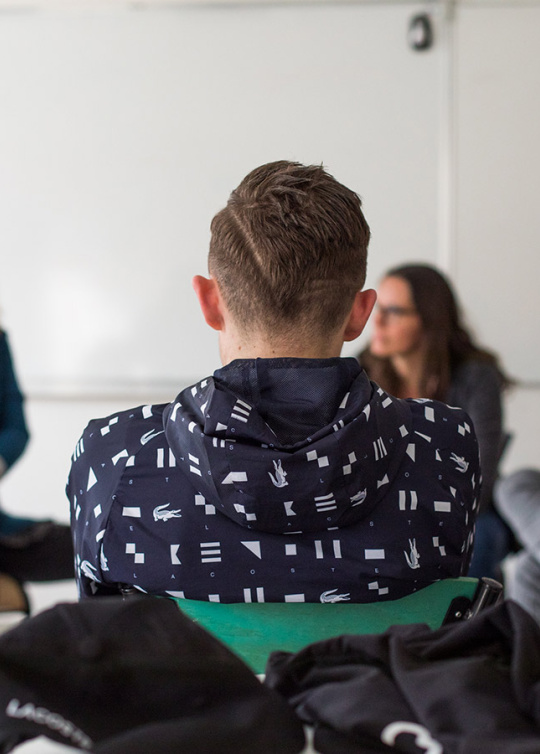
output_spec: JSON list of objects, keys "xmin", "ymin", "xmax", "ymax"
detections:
[{"xmin": 68, "ymin": 161, "xmax": 479, "ymax": 603}]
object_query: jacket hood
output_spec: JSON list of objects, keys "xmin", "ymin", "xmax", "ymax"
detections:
[{"xmin": 163, "ymin": 358, "xmax": 411, "ymax": 534}]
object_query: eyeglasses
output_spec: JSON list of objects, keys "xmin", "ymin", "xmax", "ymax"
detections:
[{"xmin": 376, "ymin": 305, "xmax": 418, "ymax": 320}]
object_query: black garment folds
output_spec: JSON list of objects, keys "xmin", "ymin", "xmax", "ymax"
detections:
[
  {"xmin": 265, "ymin": 600, "xmax": 540, "ymax": 754},
  {"xmin": 0, "ymin": 596, "xmax": 304, "ymax": 753}
]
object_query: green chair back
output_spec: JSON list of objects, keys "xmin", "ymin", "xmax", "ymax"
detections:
[{"xmin": 171, "ymin": 577, "xmax": 481, "ymax": 674}]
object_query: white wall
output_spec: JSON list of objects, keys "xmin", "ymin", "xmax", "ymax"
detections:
[
  {"xmin": 0, "ymin": 2, "xmax": 445, "ymax": 394},
  {"xmin": 0, "ymin": 1, "xmax": 539, "ymax": 580}
]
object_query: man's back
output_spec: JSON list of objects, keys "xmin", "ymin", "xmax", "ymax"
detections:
[{"xmin": 69, "ymin": 357, "xmax": 479, "ymax": 601}]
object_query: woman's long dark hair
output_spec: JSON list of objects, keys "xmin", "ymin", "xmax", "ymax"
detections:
[{"xmin": 360, "ymin": 263, "xmax": 509, "ymax": 401}]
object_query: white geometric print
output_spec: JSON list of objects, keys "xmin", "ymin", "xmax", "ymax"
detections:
[
  {"xmin": 195, "ymin": 494, "xmax": 215, "ymax": 515},
  {"xmin": 222, "ymin": 471, "xmax": 248, "ymax": 484},
  {"xmin": 343, "ymin": 451, "xmax": 357, "ymax": 475},
  {"xmin": 231, "ymin": 399, "xmax": 252, "ymax": 423},
  {"xmin": 432, "ymin": 536, "xmax": 446, "ymax": 556},
  {"xmin": 373, "ymin": 437, "xmax": 388, "ymax": 461},
  {"xmin": 122, "ymin": 507, "xmax": 141, "ymax": 518},
  {"xmin": 434, "ymin": 501, "xmax": 452, "ymax": 512},
  {"xmin": 213, "ymin": 437, "xmax": 236, "ymax": 448},
  {"xmin": 243, "ymin": 587, "xmax": 265, "ymax": 602},
  {"xmin": 399, "ymin": 490, "xmax": 418, "ymax": 511},
  {"xmin": 339, "ymin": 392, "xmax": 350, "ymax": 409},
  {"xmin": 457, "ymin": 422, "xmax": 471, "ymax": 436},
  {"xmin": 283, "ymin": 501, "xmax": 296, "ymax": 516},
  {"xmin": 365, "ymin": 549, "xmax": 385, "ymax": 559},
  {"xmin": 125, "ymin": 543, "xmax": 145, "ymax": 564},
  {"xmin": 234, "ymin": 503, "xmax": 257, "ymax": 521},
  {"xmin": 425, "ymin": 406, "xmax": 435, "ymax": 422},
  {"xmin": 156, "ymin": 448, "xmax": 177, "ymax": 469},
  {"xmin": 406, "ymin": 443, "xmax": 416, "ymax": 461},
  {"xmin": 111, "ymin": 449, "xmax": 128, "ymax": 465},
  {"xmin": 170, "ymin": 544, "xmax": 181, "ymax": 565},
  {"xmin": 72, "ymin": 438, "xmax": 84, "ymax": 461},
  {"xmin": 314, "ymin": 493, "xmax": 337, "ymax": 513},
  {"xmin": 100, "ymin": 416, "xmax": 119, "ymax": 436},
  {"xmin": 188, "ymin": 453, "xmax": 200, "ymax": 476},
  {"xmin": 368, "ymin": 581, "xmax": 389, "ymax": 596},
  {"xmin": 87, "ymin": 467, "xmax": 98, "ymax": 491},
  {"xmin": 314, "ymin": 540, "xmax": 342, "ymax": 559},
  {"xmin": 306, "ymin": 449, "xmax": 329, "ymax": 468},
  {"xmin": 200, "ymin": 542, "xmax": 222, "ymax": 563},
  {"xmin": 241, "ymin": 541, "xmax": 262, "ymax": 559}
]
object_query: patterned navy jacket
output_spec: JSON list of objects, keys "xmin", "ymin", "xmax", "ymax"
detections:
[{"xmin": 68, "ymin": 358, "xmax": 480, "ymax": 603}]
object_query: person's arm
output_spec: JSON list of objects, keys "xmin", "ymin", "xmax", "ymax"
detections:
[
  {"xmin": 0, "ymin": 331, "xmax": 30, "ymax": 476},
  {"xmin": 447, "ymin": 361, "xmax": 503, "ymax": 513}
]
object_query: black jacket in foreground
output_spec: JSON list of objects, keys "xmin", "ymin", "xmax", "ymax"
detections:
[{"xmin": 265, "ymin": 600, "xmax": 540, "ymax": 754}]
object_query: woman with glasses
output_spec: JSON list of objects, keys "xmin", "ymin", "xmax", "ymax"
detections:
[{"xmin": 359, "ymin": 263, "xmax": 512, "ymax": 581}]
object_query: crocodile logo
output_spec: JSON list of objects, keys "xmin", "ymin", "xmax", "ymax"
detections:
[
  {"xmin": 320, "ymin": 589, "xmax": 351, "ymax": 603},
  {"xmin": 80, "ymin": 561, "xmax": 99, "ymax": 582},
  {"xmin": 140, "ymin": 429, "xmax": 164, "ymax": 445},
  {"xmin": 450, "ymin": 452, "xmax": 469, "ymax": 473},
  {"xmin": 153, "ymin": 503, "xmax": 182, "ymax": 522},
  {"xmin": 404, "ymin": 538, "xmax": 420, "ymax": 569},
  {"xmin": 268, "ymin": 459, "xmax": 288, "ymax": 488},
  {"xmin": 350, "ymin": 488, "xmax": 367, "ymax": 505}
]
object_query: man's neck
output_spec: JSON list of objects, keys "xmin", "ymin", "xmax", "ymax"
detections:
[{"xmin": 219, "ymin": 333, "xmax": 344, "ymax": 365}]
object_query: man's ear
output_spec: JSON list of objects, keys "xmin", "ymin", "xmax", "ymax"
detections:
[
  {"xmin": 342, "ymin": 288, "xmax": 377, "ymax": 342},
  {"xmin": 192, "ymin": 275, "xmax": 225, "ymax": 331}
]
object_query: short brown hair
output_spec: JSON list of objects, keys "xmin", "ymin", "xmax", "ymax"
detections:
[{"xmin": 209, "ymin": 161, "xmax": 370, "ymax": 340}]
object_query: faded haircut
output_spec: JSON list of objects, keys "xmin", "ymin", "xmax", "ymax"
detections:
[{"xmin": 209, "ymin": 161, "xmax": 370, "ymax": 340}]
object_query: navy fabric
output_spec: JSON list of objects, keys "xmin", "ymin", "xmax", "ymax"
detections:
[{"xmin": 68, "ymin": 358, "xmax": 480, "ymax": 603}]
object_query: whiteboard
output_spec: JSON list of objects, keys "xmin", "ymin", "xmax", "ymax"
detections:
[{"xmin": 0, "ymin": 5, "xmax": 442, "ymax": 396}]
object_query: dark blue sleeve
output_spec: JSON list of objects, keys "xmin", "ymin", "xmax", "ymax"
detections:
[{"xmin": 0, "ymin": 331, "xmax": 30, "ymax": 471}]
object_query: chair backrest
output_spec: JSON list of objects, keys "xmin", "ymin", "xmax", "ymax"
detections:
[{"xmin": 167, "ymin": 577, "xmax": 502, "ymax": 674}]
